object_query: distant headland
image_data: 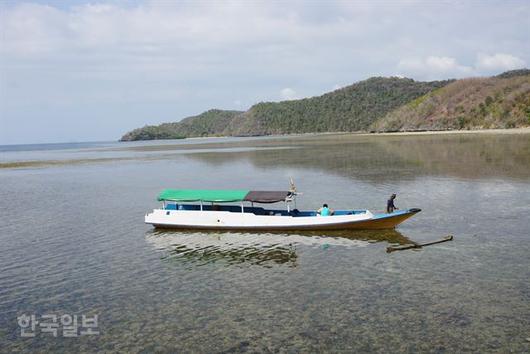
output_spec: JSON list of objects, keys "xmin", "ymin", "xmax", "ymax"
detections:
[{"xmin": 120, "ymin": 69, "xmax": 530, "ymax": 141}]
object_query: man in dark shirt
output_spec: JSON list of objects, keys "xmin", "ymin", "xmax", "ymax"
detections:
[{"xmin": 387, "ymin": 194, "xmax": 398, "ymax": 213}]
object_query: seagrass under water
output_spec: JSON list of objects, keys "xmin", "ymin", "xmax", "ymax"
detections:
[{"xmin": 0, "ymin": 132, "xmax": 529, "ymax": 352}]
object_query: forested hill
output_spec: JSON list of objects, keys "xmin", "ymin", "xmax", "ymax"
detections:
[
  {"xmin": 120, "ymin": 70, "xmax": 529, "ymax": 141},
  {"xmin": 222, "ymin": 77, "xmax": 450, "ymax": 136},
  {"xmin": 120, "ymin": 77, "xmax": 450, "ymax": 141},
  {"xmin": 120, "ymin": 109, "xmax": 243, "ymax": 141}
]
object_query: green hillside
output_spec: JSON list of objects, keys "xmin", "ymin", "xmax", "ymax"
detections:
[
  {"xmin": 371, "ymin": 70, "xmax": 530, "ymax": 132},
  {"xmin": 120, "ymin": 109, "xmax": 243, "ymax": 141},
  {"xmin": 224, "ymin": 77, "xmax": 450, "ymax": 136},
  {"xmin": 121, "ymin": 77, "xmax": 450, "ymax": 141}
]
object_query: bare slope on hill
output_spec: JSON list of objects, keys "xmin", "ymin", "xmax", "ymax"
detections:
[{"xmin": 371, "ymin": 70, "xmax": 530, "ymax": 132}]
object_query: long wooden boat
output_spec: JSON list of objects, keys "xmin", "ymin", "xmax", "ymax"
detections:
[{"xmin": 145, "ymin": 189, "xmax": 421, "ymax": 230}]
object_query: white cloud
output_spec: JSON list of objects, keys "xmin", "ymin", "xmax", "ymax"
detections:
[
  {"xmin": 425, "ymin": 56, "xmax": 471, "ymax": 73},
  {"xmin": 397, "ymin": 52, "xmax": 527, "ymax": 80},
  {"xmin": 397, "ymin": 56, "xmax": 473, "ymax": 80},
  {"xmin": 0, "ymin": 1, "xmax": 528, "ymax": 143},
  {"xmin": 475, "ymin": 53, "xmax": 526, "ymax": 72},
  {"xmin": 280, "ymin": 88, "xmax": 298, "ymax": 100}
]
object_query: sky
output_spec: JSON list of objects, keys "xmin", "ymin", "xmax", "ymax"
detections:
[{"xmin": 0, "ymin": 0, "xmax": 529, "ymax": 144}]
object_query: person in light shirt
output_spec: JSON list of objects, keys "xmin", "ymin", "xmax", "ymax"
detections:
[{"xmin": 317, "ymin": 203, "xmax": 334, "ymax": 216}]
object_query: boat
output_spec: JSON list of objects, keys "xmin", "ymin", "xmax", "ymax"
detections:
[{"xmin": 145, "ymin": 189, "xmax": 421, "ymax": 231}]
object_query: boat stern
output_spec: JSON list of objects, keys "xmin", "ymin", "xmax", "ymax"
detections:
[{"xmin": 348, "ymin": 208, "xmax": 421, "ymax": 230}]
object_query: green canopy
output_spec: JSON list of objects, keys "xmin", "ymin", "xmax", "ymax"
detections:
[{"xmin": 158, "ymin": 189, "xmax": 250, "ymax": 202}]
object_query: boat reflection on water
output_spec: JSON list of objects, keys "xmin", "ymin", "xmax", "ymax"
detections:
[{"xmin": 145, "ymin": 229, "xmax": 414, "ymax": 268}]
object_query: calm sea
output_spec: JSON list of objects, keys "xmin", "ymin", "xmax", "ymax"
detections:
[{"xmin": 1, "ymin": 133, "xmax": 529, "ymax": 352}]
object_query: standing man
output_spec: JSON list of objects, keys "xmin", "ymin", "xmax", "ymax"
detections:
[{"xmin": 387, "ymin": 194, "xmax": 398, "ymax": 213}]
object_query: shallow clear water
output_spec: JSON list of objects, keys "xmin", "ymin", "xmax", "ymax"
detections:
[{"xmin": 1, "ymin": 133, "xmax": 529, "ymax": 352}]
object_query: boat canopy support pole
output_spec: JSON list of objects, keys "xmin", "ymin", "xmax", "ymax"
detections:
[
  {"xmin": 200, "ymin": 200, "xmax": 203, "ymax": 211},
  {"xmin": 240, "ymin": 202, "xmax": 244, "ymax": 213}
]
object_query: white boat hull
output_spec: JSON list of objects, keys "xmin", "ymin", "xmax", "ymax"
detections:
[{"xmin": 145, "ymin": 208, "xmax": 420, "ymax": 230}]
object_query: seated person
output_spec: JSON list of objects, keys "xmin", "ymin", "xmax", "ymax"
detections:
[{"xmin": 317, "ymin": 203, "xmax": 334, "ymax": 216}]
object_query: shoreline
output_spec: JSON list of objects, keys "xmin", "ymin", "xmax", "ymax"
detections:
[
  {"xmin": 119, "ymin": 127, "xmax": 530, "ymax": 143},
  {"xmin": 359, "ymin": 127, "xmax": 530, "ymax": 137},
  {"xmin": 4, "ymin": 127, "xmax": 529, "ymax": 148},
  {"xmin": 259, "ymin": 127, "xmax": 530, "ymax": 138},
  {"xmin": 3, "ymin": 127, "xmax": 529, "ymax": 169}
]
